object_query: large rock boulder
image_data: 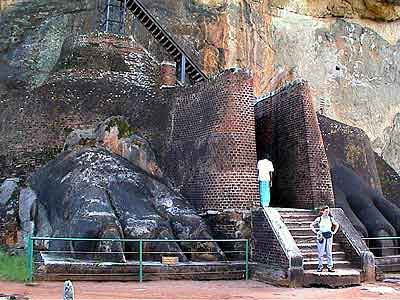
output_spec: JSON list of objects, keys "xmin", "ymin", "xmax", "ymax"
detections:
[
  {"xmin": 2, "ymin": 0, "xmax": 400, "ymax": 179},
  {"xmin": 64, "ymin": 116, "xmax": 164, "ymax": 179},
  {"xmin": 320, "ymin": 115, "xmax": 400, "ymax": 255},
  {"xmin": 18, "ymin": 187, "xmax": 37, "ymax": 247},
  {"xmin": 0, "ymin": 178, "xmax": 20, "ymax": 247},
  {"xmin": 29, "ymin": 147, "xmax": 225, "ymax": 262}
]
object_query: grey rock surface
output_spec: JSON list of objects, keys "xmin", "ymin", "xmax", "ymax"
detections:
[
  {"xmin": 0, "ymin": 178, "xmax": 20, "ymax": 205},
  {"xmin": 65, "ymin": 116, "xmax": 164, "ymax": 179},
  {"xmin": 29, "ymin": 147, "xmax": 224, "ymax": 262},
  {"xmin": 2, "ymin": 0, "xmax": 400, "ymax": 178},
  {"xmin": 18, "ymin": 187, "xmax": 37, "ymax": 247}
]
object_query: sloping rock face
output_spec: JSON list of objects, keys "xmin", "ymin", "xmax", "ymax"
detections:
[
  {"xmin": 2, "ymin": 0, "xmax": 400, "ymax": 175},
  {"xmin": 0, "ymin": 178, "xmax": 20, "ymax": 246},
  {"xmin": 29, "ymin": 147, "xmax": 225, "ymax": 262},
  {"xmin": 0, "ymin": 33, "xmax": 170, "ymax": 181},
  {"xmin": 319, "ymin": 115, "xmax": 400, "ymax": 255},
  {"xmin": 151, "ymin": 9, "xmax": 383, "ymax": 181},
  {"xmin": 376, "ymin": 154, "xmax": 400, "ymax": 208},
  {"xmin": 132, "ymin": 0, "xmax": 400, "ymax": 175},
  {"xmin": 319, "ymin": 115, "xmax": 382, "ymax": 192}
]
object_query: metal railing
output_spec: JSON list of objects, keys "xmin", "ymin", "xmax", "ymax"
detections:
[
  {"xmin": 362, "ymin": 236, "xmax": 400, "ymax": 254},
  {"xmin": 362, "ymin": 236, "xmax": 400, "ymax": 257},
  {"xmin": 125, "ymin": 0, "xmax": 207, "ymax": 83},
  {"xmin": 363, "ymin": 237, "xmax": 400, "ymax": 271},
  {"xmin": 26, "ymin": 236, "xmax": 249, "ymax": 282}
]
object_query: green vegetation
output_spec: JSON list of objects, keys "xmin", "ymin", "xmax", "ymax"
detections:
[
  {"xmin": 106, "ymin": 118, "xmax": 136, "ymax": 138},
  {"xmin": 0, "ymin": 249, "xmax": 28, "ymax": 282}
]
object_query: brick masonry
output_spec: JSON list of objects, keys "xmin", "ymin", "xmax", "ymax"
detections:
[
  {"xmin": 165, "ymin": 70, "xmax": 259, "ymax": 213},
  {"xmin": 251, "ymin": 209, "xmax": 289, "ymax": 270},
  {"xmin": 1, "ymin": 35, "xmax": 260, "ymax": 241},
  {"xmin": 160, "ymin": 61, "xmax": 177, "ymax": 87},
  {"xmin": 254, "ymin": 80, "xmax": 334, "ymax": 209}
]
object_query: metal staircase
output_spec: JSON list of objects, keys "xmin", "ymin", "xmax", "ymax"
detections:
[{"xmin": 123, "ymin": 0, "xmax": 207, "ymax": 84}]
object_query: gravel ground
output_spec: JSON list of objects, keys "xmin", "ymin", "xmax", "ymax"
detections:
[{"xmin": 1, "ymin": 280, "xmax": 400, "ymax": 300}]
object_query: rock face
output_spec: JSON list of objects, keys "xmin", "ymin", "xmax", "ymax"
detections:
[
  {"xmin": 132, "ymin": 0, "xmax": 400, "ymax": 175},
  {"xmin": 64, "ymin": 116, "xmax": 164, "ymax": 179},
  {"xmin": 29, "ymin": 147, "xmax": 225, "ymax": 262},
  {"xmin": 0, "ymin": 178, "xmax": 20, "ymax": 246},
  {"xmin": 0, "ymin": 33, "xmax": 169, "ymax": 181},
  {"xmin": 2, "ymin": 0, "xmax": 400, "ymax": 175},
  {"xmin": 18, "ymin": 187, "xmax": 37, "ymax": 247},
  {"xmin": 320, "ymin": 115, "xmax": 400, "ymax": 255}
]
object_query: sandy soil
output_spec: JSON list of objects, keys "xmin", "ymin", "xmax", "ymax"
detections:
[{"xmin": 1, "ymin": 280, "xmax": 400, "ymax": 300}]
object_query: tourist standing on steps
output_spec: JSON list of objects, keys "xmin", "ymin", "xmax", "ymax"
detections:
[
  {"xmin": 310, "ymin": 206, "xmax": 339, "ymax": 272},
  {"xmin": 257, "ymin": 158, "xmax": 274, "ymax": 208}
]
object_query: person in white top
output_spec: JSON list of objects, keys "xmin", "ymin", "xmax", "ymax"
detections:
[
  {"xmin": 310, "ymin": 206, "xmax": 339, "ymax": 272},
  {"xmin": 257, "ymin": 158, "xmax": 274, "ymax": 207}
]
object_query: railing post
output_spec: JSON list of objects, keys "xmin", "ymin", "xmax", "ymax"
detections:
[
  {"xmin": 179, "ymin": 54, "xmax": 186, "ymax": 83},
  {"xmin": 105, "ymin": 0, "xmax": 111, "ymax": 32},
  {"xmin": 139, "ymin": 240, "xmax": 143, "ymax": 283},
  {"xmin": 245, "ymin": 239, "xmax": 249, "ymax": 280},
  {"xmin": 27, "ymin": 235, "xmax": 33, "ymax": 282}
]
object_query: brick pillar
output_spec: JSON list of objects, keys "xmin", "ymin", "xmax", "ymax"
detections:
[{"xmin": 160, "ymin": 61, "xmax": 176, "ymax": 88}]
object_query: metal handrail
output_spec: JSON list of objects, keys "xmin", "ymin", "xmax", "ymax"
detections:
[
  {"xmin": 362, "ymin": 237, "xmax": 400, "ymax": 240},
  {"xmin": 125, "ymin": 0, "xmax": 207, "ymax": 81},
  {"xmin": 27, "ymin": 236, "xmax": 249, "ymax": 282},
  {"xmin": 31, "ymin": 236, "xmax": 247, "ymax": 242}
]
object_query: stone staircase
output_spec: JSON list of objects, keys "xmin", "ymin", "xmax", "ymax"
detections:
[{"xmin": 277, "ymin": 208, "xmax": 361, "ymax": 287}]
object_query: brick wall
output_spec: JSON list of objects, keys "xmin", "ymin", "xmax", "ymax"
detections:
[
  {"xmin": 251, "ymin": 209, "xmax": 289, "ymax": 269},
  {"xmin": 254, "ymin": 80, "xmax": 334, "ymax": 209},
  {"xmin": 165, "ymin": 70, "xmax": 259, "ymax": 213}
]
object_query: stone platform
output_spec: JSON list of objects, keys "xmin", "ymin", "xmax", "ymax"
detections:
[
  {"xmin": 34, "ymin": 252, "xmax": 249, "ymax": 281},
  {"xmin": 303, "ymin": 268, "xmax": 361, "ymax": 288}
]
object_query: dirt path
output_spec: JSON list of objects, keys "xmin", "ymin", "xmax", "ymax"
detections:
[{"xmin": 1, "ymin": 280, "xmax": 400, "ymax": 300}]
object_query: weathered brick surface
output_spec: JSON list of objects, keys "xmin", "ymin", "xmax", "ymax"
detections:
[
  {"xmin": 254, "ymin": 80, "xmax": 334, "ymax": 209},
  {"xmin": 166, "ymin": 70, "xmax": 259, "ymax": 213},
  {"xmin": 160, "ymin": 62, "xmax": 176, "ymax": 87},
  {"xmin": 1, "ymin": 35, "xmax": 259, "ymax": 240},
  {"xmin": 251, "ymin": 209, "xmax": 288, "ymax": 269}
]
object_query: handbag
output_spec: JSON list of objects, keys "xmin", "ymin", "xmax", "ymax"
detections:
[
  {"xmin": 317, "ymin": 231, "xmax": 324, "ymax": 243},
  {"xmin": 322, "ymin": 231, "xmax": 332, "ymax": 239}
]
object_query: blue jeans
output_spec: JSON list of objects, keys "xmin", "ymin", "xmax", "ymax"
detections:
[
  {"xmin": 259, "ymin": 180, "xmax": 270, "ymax": 208},
  {"xmin": 317, "ymin": 236, "xmax": 333, "ymax": 268}
]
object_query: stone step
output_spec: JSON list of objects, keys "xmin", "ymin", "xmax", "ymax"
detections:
[
  {"xmin": 285, "ymin": 221, "xmax": 316, "ymax": 228},
  {"xmin": 278, "ymin": 210, "xmax": 316, "ymax": 215},
  {"xmin": 303, "ymin": 260, "xmax": 351, "ymax": 270},
  {"xmin": 303, "ymin": 268, "xmax": 361, "ymax": 288},
  {"xmin": 297, "ymin": 242, "xmax": 341, "ymax": 252},
  {"xmin": 302, "ymin": 252, "xmax": 347, "ymax": 262},
  {"xmin": 288, "ymin": 228, "xmax": 316, "ymax": 236},
  {"xmin": 280, "ymin": 215, "xmax": 317, "ymax": 222},
  {"xmin": 276, "ymin": 208, "xmax": 314, "ymax": 214},
  {"xmin": 293, "ymin": 235, "xmax": 342, "ymax": 243},
  {"xmin": 292, "ymin": 235, "xmax": 320, "ymax": 244}
]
